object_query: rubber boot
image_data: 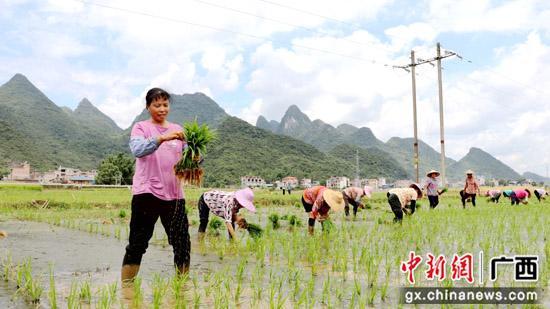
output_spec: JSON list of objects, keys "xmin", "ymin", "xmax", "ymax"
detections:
[
  {"xmin": 308, "ymin": 226, "xmax": 314, "ymax": 236},
  {"xmin": 176, "ymin": 265, "xmax": 189, "ymax": 276},
  {"xmin": 121, "ymin": 264, "xmax": 140, "ymax": 286}
]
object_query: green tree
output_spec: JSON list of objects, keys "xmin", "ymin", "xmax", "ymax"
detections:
[
  {"xmin": 0, "ymin": 164, "xmax": 9, "ymax": 180},
  {"xmin": 96, "ymin": 153, "xmax": 134, "ymax": 185}
]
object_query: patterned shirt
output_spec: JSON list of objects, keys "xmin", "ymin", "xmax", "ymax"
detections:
[
  {"xmin": 303, "ymin": 186, "xmax": 328, "ymax": 218},
  {"xmin": 464, "ymin": 177, "xmax": 479, "ymax": 194},
  {"xmin": 202, "ymin": 190, "xmax": 240, "ymax": 222},
  {"xmin": 486, "ymin": 190, "xmax": 501, "ymax": 198},
  {"xmin": 343, "ymin": 187, "xmax": 364, "ymax": 203},
  {"xmin": 388, "ymin": 188, "xmax": 418, "ymax": 208},
  {"xmin": 424, "ymin": 178, "xmax": 439, "ymax": 196}
]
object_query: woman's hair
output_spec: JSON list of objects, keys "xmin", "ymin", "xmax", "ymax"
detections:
[{"xmin": 145, "ymin": 88, "xmax": 170, "ymax": 107}]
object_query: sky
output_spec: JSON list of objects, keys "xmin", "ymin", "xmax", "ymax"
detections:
[{"xmin": 1, "ymin": 0, "xmax": 549, "ymax": 176}]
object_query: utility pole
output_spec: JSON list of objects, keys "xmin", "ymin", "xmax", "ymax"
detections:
[
  {"xmin": 395, "ymin": 43, "xmax": 459, "ymax": 186},
  {"xmin": 411, "ymin": 50, "xmax": 419, "ymax": 183},
  {"xmin": 436, "ymin": 43, "xmax": 446, "ymax": 187},
  {"xmin": 434, "ymin": 42, "xmax": 460, "ymax": 187},
  {"xmin": 355, "ymin": 149, "xmax": 360, "ymax": 186}
]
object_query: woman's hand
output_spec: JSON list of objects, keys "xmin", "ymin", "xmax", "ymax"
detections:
[{"xmin": 157, "ymin": 131, "xmax": 185, "ymax": 144}]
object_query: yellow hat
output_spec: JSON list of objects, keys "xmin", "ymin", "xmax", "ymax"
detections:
[
  {"xmin": 465, "ymin": 169, "xmax": 474, "ymax": 175},
  {"xmin": 322, "ymin": 189, "xmax": 345, "ymax": 212}
]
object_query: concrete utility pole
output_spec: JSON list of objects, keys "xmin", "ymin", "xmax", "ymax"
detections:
[
  {"xmin": 395, "ymin": 43, "xmax": 459, "ymax": 186},
  {"xmin": 436, "ymin": 43, "xmax": 446, "ymax": 187},
  {"xmin": 355, "ymin": 149, "xmax": 360, "ymax": 186},
  {"xmin": 411, "ymin": 50, "xmax": 419, "ymax": 183}
]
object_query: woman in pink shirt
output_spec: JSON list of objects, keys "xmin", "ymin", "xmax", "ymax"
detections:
[
  {"xmin": 460, "ymin": 170, "xmax": 480, "ymax": 208},
  {"xmin": 510, "ymin": 188, "xmax": 531, "ymax": 205},
  {"xmin": 121, "ymin": 88, "xmax": 190, "ymax": 283}
]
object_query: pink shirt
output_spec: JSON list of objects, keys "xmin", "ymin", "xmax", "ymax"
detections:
[
  {"xmin": 131, "ymin": 121, "xmax": 185, "ymax": 201},
  {"xmin": 514, "ymin": 189, "xmax": 528, "ymax": 200},
  {"xmin": 464, "ymin": 177, "xmax": 479, "ymax": 194}
]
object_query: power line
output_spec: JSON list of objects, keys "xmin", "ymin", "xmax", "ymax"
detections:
[
  {"xmin": 193, "ymin": 0, "xmax": 396, "ymax": 54},
  {"xmin": 73, "ymin": 0, "xmax": 396, "ymax": 68},
  {"xmin": 440, "ymin": 43, "xmax": 550, "ymax": 99}
]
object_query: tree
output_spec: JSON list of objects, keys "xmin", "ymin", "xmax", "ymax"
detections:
[
  {"xmin": 96, "ymin": 153, "xmax": 134, "ymax": 185},
  {"xmin": 0, "ymin": 165, "xmax": 9, "ymax": 180}
]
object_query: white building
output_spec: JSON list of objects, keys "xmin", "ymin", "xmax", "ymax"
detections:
[
  {"xmin": 240, "ymin": 176, "xmax": 266, "ymax": 188},
  {"xmin": 8, "ymin": 162, "xmax": 31, "ymax": 181},
  {"xmin": 326, "ymin": 176, "xmax": 350, "ymax": 190},
  {"xmin": 393, "ymin": 179, "xmax": 411, "ymax": 188},
  {"xmin": 378, "ymin": 178, "xmax": 387, "ymax": 187},
  {"xmin": 300, "ymin": 178, "xmax": 312, "ymax": 188}
]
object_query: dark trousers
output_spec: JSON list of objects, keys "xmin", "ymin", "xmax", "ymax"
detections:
[
  {"xmin": 428, "ymin": 195, "xmax": 439, "ymax": 208},
  {"xmin": 534, "ymin": 191, "xmax": 541, "ymax": 202},
  {"xmin": 198, "ymin": 194, "xmax": 234, "ymax": 238},
  {"xmin": 510, "ymin": 192, "xmax": 520, "ymax": 205},
  {"xmin": 123, "ymin": 193, "xmax": 190, "ymax": 268},
  {"xmin": 343, "ymin": 195, "xmax": 360, "ymax": 217},
  {"xmin": 387, "ymin": 193, "xmax": 403, "ymax": 222},
  {"xmin": 460, "ymin": 190, "xmax": 476, "ymax": 207},
  {"xmin": 490, "ymin": 193, "xmax": 501, "ymax": 203}
]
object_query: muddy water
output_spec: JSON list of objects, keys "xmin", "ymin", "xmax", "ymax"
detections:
[{"xmin": 0, "ymin": 220, "xmax": 237, "ymax": 308}]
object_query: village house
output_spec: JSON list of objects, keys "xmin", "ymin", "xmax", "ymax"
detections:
[
  {"xmin": 300, "ymin": 178, "xmax": 312, "ymax": 188},
  {"xmin": 366, "ymin": 179, "xmax": 379, "ymax": 190},
  {"xmin": 240, "ymin": 176, "xmax": 266, "ymax": 188},
  {"xmin": 7, "ymin": 162, "xmax": 31, "ymax": 181},
  {"xmin": 393, "ymin": 179, "xmax": 411, "ymax": 188},
  {"xmin": 282, "ymin": 176, "xmax": 298, "ymax": 187},
  {"xmin": 40, "ymin": 166, "xmax": 97, "ymax": 184},
  {"xmin": 326, "ymin": 176, "xmax": 349, "ymax": 190}
]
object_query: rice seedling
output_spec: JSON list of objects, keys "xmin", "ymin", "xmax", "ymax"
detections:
[
  {"xmin": 268, "ymin": 213, "xmax": 280, "ymax": 229},
  {"xmin": 95, "ymin": 285, "xmax": 113, "ymax": 309},
  {"xmin": 173, "ymin": 119, "xmax": 216, "ymax": 186},
  {"xmin": 246, "ymin": 222, "xmax": 264, "ymax": 238},
  {"xmin": 79, "ymin": 279, "xmax": 92, "ymax": 304},
  {"xmin": 132, "ymin": 276, "xmax": 143, "ymax": 308},
  {"xmin": 208, "ymin": 216, "xmax": 223, "ymax": 235},
  {"xmin": 152, "ymin": 274, "xmax": 169, "ymax": 309},
  {"xmin": 48, "ymin": 264, "xmax": 57, "ymax": 309},
  {"xmin": 66, "ymin": 281, "xmax": 79, "ymax": 309}
]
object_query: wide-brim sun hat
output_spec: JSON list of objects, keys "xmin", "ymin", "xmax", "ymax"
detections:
[
  {"xmin": 426, "ymin": 169, "xmax": 440, "ymax": 177},
  {"xmin": 322, "ymin": 189, "xmax": 345, "ymax": 212},
  {"xmin": 235, "ymin": 187, "xmax": 256, "ymax": 212},
  {"xmin": 363, "ymin": 185, "xmax": 373, "ymax": 198},
  {"xmin": 465, "ymin": 169, "xmax": 474, "ymax": 175},
  {"xmin": 409, "ymin": 183, "xmax": 423, "ymax": 199}
]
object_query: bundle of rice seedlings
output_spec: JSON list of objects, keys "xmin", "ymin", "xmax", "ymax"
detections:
[
  {"xmin": 246, "ymin": 223, "xmax": 263, "ymax": 238},
  {"xmin": 208, "ymin": 217, "xmax": 223, "ymax": 235},
  {"xmin": 321, "ymin": 220, "xmax": 335, "ymax": 233},
  {"xmin": 174, "ymin": 120, "xmax": 216, "ymax": 186},
  {"xmin": 440, "ymin": 187, "xmax": 448, "ymax": 194},
  {"xmin": 288, "ymin": 215, "xmax": 301, "ymax": 227},
  {"xmin": 268, "ymin": 213, "xmax": 280, "ymax": 229}
]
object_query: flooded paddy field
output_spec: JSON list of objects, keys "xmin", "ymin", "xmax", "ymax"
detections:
[{"xmin": 0, "ymin": 185, "xmax": 548, "ymax": 308}]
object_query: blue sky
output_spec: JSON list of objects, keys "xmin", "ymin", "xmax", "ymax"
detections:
[{"xmin": 1, "ymin": 0, "xmax": 549, "ymax": 176}]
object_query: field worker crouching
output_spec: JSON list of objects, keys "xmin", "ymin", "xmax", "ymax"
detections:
[
  {"xmin": 197, "ymin": 188, "xmax": 256, "ymax": 240},
  {"xmin": 534, "ymin": 188, "xmax": 548, "ymax": 202},
  {"xmin": 485, "ymin": 189, "xmax": 502, "ymax": 203},
  {"xmin": 302, "ymin": 186, "xmax": 345, "ymax": 235},
  {"xmin": 387, "ymin": 183, "xmax": 423, "ymax": 223},
  {"xmin": 460, "ymin": 170, "xmax": 480, "ymax": 208},
  {"xmin": 342, "ymin": 185, "xmax": 373, "ymax": 218},
  {"xmin": 510, "ymin": 188, "xmax": 531, "ymax": 205}
]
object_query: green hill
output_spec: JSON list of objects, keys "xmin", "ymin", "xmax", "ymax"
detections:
[
  {"xmin": 447, "ymin": 147, "xmax": 521, "ymax": 180},
  {"xmin": 202, "ymin": 117, "xmax": 355, "ymax": 187},
  {"xmin": 130, "ymin": 92, "xmax": 229, "ymax": 129},
  {"xmin": 327, "ymin": 144, "xmax": 409, "ymax": 180},
  {"xmin": 0, "ymin": 74, "xmax": 126, "ymax": 171}
]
